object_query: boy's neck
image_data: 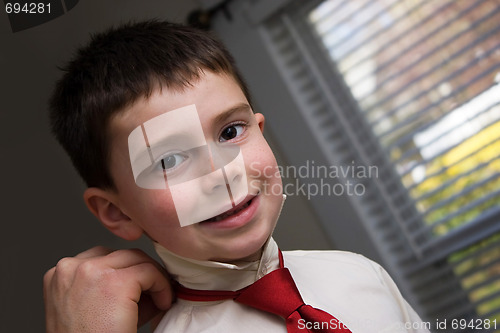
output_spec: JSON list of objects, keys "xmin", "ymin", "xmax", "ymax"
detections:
[
  {"xmin": 154, "ymin": 237, "xmax": 280, "ymax": 291},
  {"xmin": 212, "ymin": 247, "xmax": 264, "ymax": 264}
]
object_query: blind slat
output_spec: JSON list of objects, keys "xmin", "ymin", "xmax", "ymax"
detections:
[
  {"xmin": 373, "ymin": 59, "xmax": 500, "ymax": 140},
  {"xmin": 295, "ymin": 0, "xmax": 500, "ymax": 324},
  {"xmin": 412, "ymin": 152, "xmax": 500, "ymax": 204},
  {"xmin": 413, "ymin": 186, "xmax": 500, "ymax": 241},
  {"xmin": 391, "ymin": 101, "xmax": 500, "ymax": 167},
  {"xmin": 356, "ymin": 0, "xmax": 497, "ymax": 105}
]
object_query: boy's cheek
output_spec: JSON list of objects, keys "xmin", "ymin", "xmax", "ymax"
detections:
[
  {"xmin": 247, "ymin": 158, "xmax": 281, "ymax": 179},
  {"xmin": 248, "ymin": 162, "xmax": 283, "ymax": 197},
  {"xmin": 129, "ymin": 189, "xmax": 179, "ymax": 222}
]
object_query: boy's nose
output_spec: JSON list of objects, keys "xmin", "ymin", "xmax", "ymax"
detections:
[
  {"xmin": 201, "ymin": 143, "xmax": 246, "ymax": 198},
  {"xmin": 220, "ymin": 152, "xmax": 246, "ymax": 196},
  {"xmin": 200, "ymin": 169, "xmax": 228, "ymax": 194}
]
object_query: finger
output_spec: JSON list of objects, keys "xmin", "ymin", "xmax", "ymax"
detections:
[
  {"xmin": 101, "ymin": 248, "xmax": 165, "ymax": 271},
  {"xmin": 75, "ymin": 245, "xmax": 114, "ymax": 259},
  {"xmin": 121, "ymin": 262, "xmax": 173, "ymax": 311}
]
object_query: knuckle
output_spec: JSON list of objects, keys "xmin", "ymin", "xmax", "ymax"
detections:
[
  {"xmin": 75, "ymin": 260, "xmax": 117, "ymax": 285},
  {"xmin": 49, "ymin": 257, "xmax": 79, "ymax": 290},
  {"xmin": 54, "ymin": 257, "xmax": 76, "ymax": 275},
  {"xmin": 76, "ymin": 260, "xmax": 101, "ymax": 278}
]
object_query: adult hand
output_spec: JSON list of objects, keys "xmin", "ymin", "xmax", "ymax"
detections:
[{"xmin": 43, "ymin": 246, "xmax": 173, "ymax": 333}]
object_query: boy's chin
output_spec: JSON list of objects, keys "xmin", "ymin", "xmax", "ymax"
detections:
[{"xmin": 209, "ymin": 234, "xmax": 271, "ymax": 262}]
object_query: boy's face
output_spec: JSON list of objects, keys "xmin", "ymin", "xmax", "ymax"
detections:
[{"xmin": 107, "ymin": 71, "xmax": 283, "ymax": 261}]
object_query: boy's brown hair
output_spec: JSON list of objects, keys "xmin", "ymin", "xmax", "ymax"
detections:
[{"xmin": 49, "ymin": 20, "xmax": 251, "ymax": 190}]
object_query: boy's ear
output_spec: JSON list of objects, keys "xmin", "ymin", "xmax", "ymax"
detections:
[
  {"xmin": 255, "ymin": 113, "xmax": 265, "ymax": 133},
  {"xmin": 83, "ymin": 188, "xmax": 143, "ymax": 241}
]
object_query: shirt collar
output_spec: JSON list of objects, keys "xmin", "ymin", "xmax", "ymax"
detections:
[{"xmin": 154, "ymin": 237, "xmax": 280, "ymax": 291}]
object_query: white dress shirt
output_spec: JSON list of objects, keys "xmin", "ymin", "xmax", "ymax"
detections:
[{"xmin": 153, "ymin": 238, "xmax": 430, "ymax": 333}]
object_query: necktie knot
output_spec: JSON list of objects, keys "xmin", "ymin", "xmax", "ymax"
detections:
[
  {"xmin": 235, "ymin": 268, "xmax": 304, "ymax": 318},
  {"xmin": 174, "ymin": 251, "xmax": 352, "ymax": 333}
]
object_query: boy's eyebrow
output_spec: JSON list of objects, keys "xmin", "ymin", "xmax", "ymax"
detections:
[{"xmin": 213, "ymin": 103, "xmax": 252, "ymax": 124}]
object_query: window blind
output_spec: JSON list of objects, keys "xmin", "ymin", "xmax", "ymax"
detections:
[{"xmin": 259, "ymin": 0, "xmax": 500, "ymax": 330}]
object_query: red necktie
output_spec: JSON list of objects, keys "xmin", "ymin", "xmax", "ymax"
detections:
[{"xmin": 175, "ymin": 251, "xmax": 352, "ymax": 333}]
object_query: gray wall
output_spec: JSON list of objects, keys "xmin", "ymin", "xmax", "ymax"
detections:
[
  {"xmin": 0, "ymin": 1, "xmax": 330, "ymax": 332},
  {"xmin": 0, "ymin": 2, "xmax": 194, "ymax": 332}
]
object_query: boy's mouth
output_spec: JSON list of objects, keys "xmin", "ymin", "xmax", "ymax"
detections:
[{"xmin": 200, "ymin": 194, "xmax": 257, "ymax": 224}]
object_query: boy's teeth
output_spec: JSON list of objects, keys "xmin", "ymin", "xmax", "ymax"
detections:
[{"xmin": 207, "ymin": 200, "xmax": 251, "ymax": 222}]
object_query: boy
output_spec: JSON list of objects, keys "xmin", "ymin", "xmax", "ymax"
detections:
[{"xmin": 43, "ymin": 20, "xmax": 429, "ymax": 332}]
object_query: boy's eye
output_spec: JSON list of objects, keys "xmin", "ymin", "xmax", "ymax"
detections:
[
  {"xmin": 220, "ymin": 123, "xmax": 246, "ymax": 142},
  {"xmin": 160, "ymin": 153, "xmax": 187, "ymax": 171}
]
